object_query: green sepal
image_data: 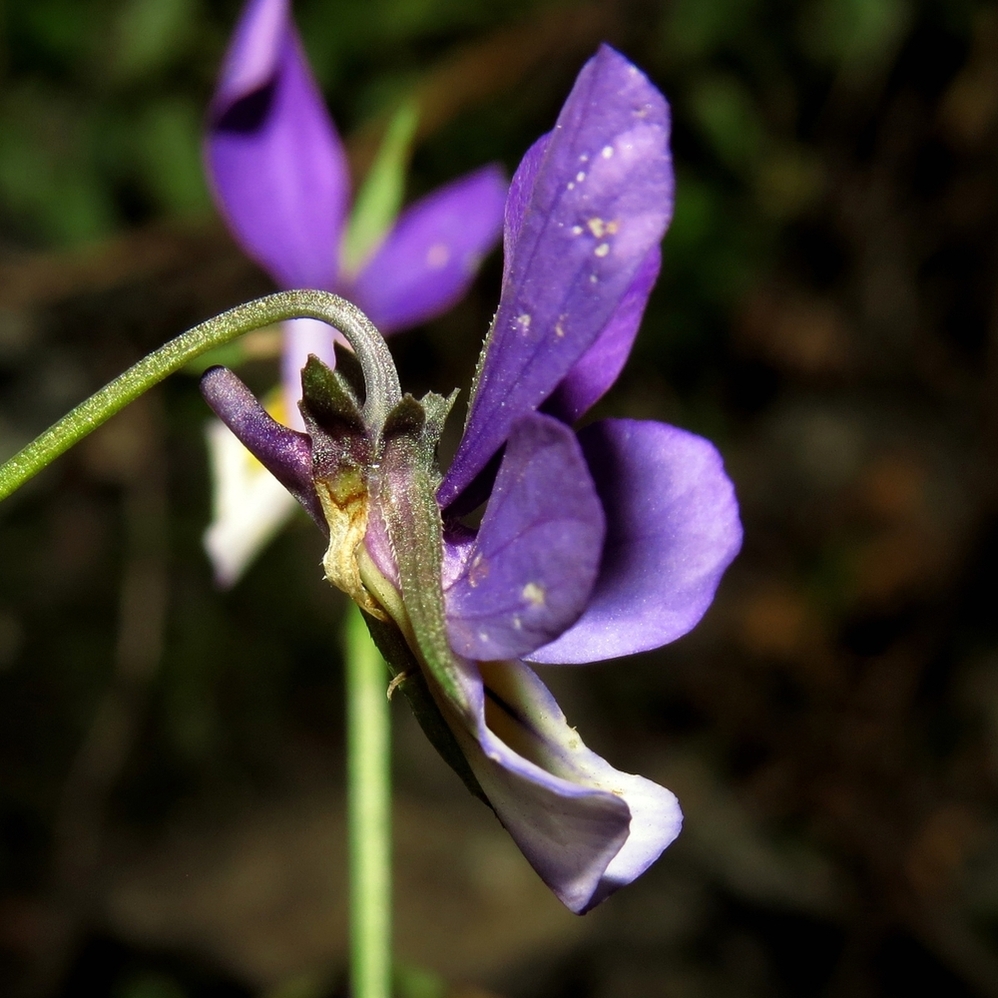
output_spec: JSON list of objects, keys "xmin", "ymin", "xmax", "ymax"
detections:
[
  {"xmin": 332, "ymin": 341, "xmax": 366, "ymax": 402},
  {"xmin": 382, "ymin": 394, "xmax": 426, "ymax": 439},
  {"xmin": 362, "ymin": 612, "xmax": 490, "ymax": 808},
  {"xmin": 377, "ymin": 432, "xmax": 466, "ymax": 711},
  {"xmin": 421, "ymin": 389, "xmax": 459, "ymax": 442},
  {"xmin": 300, "ymin": 355, "xmax": 366, "ymax": 437}
]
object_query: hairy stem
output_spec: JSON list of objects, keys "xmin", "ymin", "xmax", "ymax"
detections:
[{"xmin": 0, "ymin": 290, "xmax": 400, "ymax": 503}]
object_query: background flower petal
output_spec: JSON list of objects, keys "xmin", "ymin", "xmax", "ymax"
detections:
[
  {"xmin": 544, "ymin": 244, "xmax": 661, "ymax": 423},
  {"xmin": 439, "ymin": 45, "xmax": 674, "ymax": 507},
  {"xmin": 444, "ymin": 413, "xmax": 604, "ymax": 660},
  {"xmin": 206, "ymin": 0, "xmax": 348, "ymax": 290},
  {"xmin": 200, "ymin": 366, "xmax": 322, "ymax": 528},
  {"xmin": 529, "ymin": 419, "xmax": 742, "ymax": 664},
  {"xmin": 348, "ymin": 165, "xmax": 506, "ymax": 333},
  {"xmin": 203, "ymin": 419, "xmax": 300, "ymax": 587},
  {"xmin": 211, "ymin": 0, "xmax": 287, "ymax": 108}
]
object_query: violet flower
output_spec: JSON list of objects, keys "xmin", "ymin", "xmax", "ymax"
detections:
[
  {"xmin": 203, "ymin": 0, "xmax": 506, "ymax": 583},
  {"xmin": 201, "ymin": 45, "xmax": 742, "ymax": 913}
]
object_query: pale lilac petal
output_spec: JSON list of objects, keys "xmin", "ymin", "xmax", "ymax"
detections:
[
  {"xmin": 545, "ymin": 244, "xmax": 661, "ymax": 423},
  {"xmin": 203, "ymin": 418, "xmax": 300, "ymax": 586},
  {"xmin": 280, "ymin": 317, "xmax": 339, "ymax": 430},
  {"xmin": 529, "ymin": 419, "xmax": 742, "ymax": 664},
  {"xmin": 444, "ymin": 413, "xmax": 604, "ymax": 660},
  {"xmin": 207, "ymin": 0, "xmax": 348, "ymax": 290},
  {"xmin": 436, "ymin": 657, "xmax": 680, "ymax": 913},
  {"xmin": 200, "ymin": 366, "xmax": 322, "ymax": 528},
  {"xmin": 440, "ymin": 45, "xmax": 674, "ymax": 507},
  {"xmin": 348, "ymin": 166, "xmax": 506, "ymax": 333}
]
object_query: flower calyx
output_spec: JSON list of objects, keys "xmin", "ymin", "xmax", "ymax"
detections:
[{"xmin": 298, "ymin": 347, "xmax": 457, "ymax": 629}]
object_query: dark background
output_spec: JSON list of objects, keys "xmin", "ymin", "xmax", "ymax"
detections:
[{"xmin": 2, "ymin": 0, "xmax": 998, "ymax": 995}]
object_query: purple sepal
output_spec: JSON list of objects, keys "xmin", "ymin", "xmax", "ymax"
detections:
[
  {"xmin": 445, "ymin": 413, "xmax": 604, "ymax": 660},
  {"xmin": 545, "ymin": 244, "xmax": 661, "ymax": 423},
  {"xmin": 529, "ymin": 419, "xmax": 742, "ymax": 664},
  {"xmin": 200, "ymin": 366, "xmax": 323, "ymax": 529},
  {"xmin": 439, "ymin": 45, "xmax": 674, "ymax": 507},
  {"xmin": 441, "ymin": 657, "xmax": 681, "ymax": 914},
  {"xmin": 206, "ymin": 0, "xmax": 348, "ymax": 291},
  {"xmin": 350, "ymin": 165, "xmax": 507, "ymax": 333}
]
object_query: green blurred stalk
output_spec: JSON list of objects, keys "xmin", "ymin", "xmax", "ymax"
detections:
[{"xmin": 346, "ymin": 605, "xmax": 392, "ymax": 998}]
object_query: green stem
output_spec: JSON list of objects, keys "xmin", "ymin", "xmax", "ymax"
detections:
[
  {"xmin": 346, "ymin": 604, "xmax": 392, "ymax": 998},
  {"xmin": 0, "ymin": 290, "xmax": 401, "ymax": 503}
]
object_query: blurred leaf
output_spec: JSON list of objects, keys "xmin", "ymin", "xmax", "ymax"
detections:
[
  {"xmin": 262, "ymin": 971, "xmax": 332, "ymax": 998},
  {"xmin": 755, "ymin": 145, "xmax": 826, "ymax": 217},
  {"xmin": 341, "ymin": 99, "xmax": 420, "ymax": 274},
  {"xmin": 110, "ymin": 0, "xmax": 197, "ymax": 83},
  {"xmin": 395, "ymin": 963, "xmax": 448, "ymax": 998},
  {"xmin": 114, "ymin": 972, "xmax": 187, "ymax": 998},
  {"xmin": 688, "ymin": 73, "xmax": 766, "ymax": 174},
  {"xmin": 0, "ymin": 106, "xmax": 114, "ymax": 244},
  {"xmin": 15, "ymin": 0, "xmax": 93, "ymax": 69},
  {"xmin": 135, "ymin": 98, "xmax": 210, "ymax": 216},
  {"xmin": 663, "ymin": 0, "xmax": 762, "ymax": 61},
  {"xmin": 666, "ymin": 173, "xmax": 721, "ymax": 256},
  {"xmin": 800, "ymin": 0, "xmax": 912, "ymax": 69}
]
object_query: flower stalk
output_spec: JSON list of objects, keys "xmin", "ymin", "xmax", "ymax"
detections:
[
  {"xmin": 0, "ymin": 290, "xmax": 393, "ymax": 503},
  {"xmin": 346, "ymin": 604, "xmax": 392, "ymax": 998}
]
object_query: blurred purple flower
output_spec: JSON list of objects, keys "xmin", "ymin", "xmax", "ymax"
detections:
[
  {"xmin": 202, "ymin": 45, "xmax": 742, "ymax": 913},
  {"xmin": 203, "ymin": 0, "xmax": 506, "ymax": 582}
]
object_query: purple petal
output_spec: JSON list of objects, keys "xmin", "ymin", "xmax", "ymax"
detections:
[
  {"xmin": 444, "ymin": 413, "xmax": 604, "ymax": 660},
  {"xmin": 212, "ymin": 0, "xmax": 287, "ymax": 107},
  {"xmin": 501, "ymin": 133, "xmax": 550, "ymax": 286},
  {"xmin": 439, "ymin": 45, "xmax": 674, "ymax": 507},
  {"xmin": 545, "ymin": 244, "xmax": 661, "ymax": 423},
  {"xmin": 529, "ymin": 419, "xmax": 742, "ymax": 664},
  {"xmin": 436, "ymin": 657, "xmax": 681, "ymax": 914},
  {"xmin": 206, "ymin": 0, "xmax": 348, "ymax": 290},
  {"xmin": 200, "ymin": 366, "xmax": 323, "ymax": 528},
  {"xmin": 348, "ymin": 165, "xmax": 507, "ymax": 333}
]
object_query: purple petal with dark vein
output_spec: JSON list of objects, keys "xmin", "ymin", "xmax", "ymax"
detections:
[
  {"xmin": 529, "ymin": 419, "xmax": 742, "ymax": 664},
  {"xmin": 200, "ymin": 366, "xmax": 323, "ymax": 529},
  {"xmin": 545, "ymin": 244, "xmax": 660, "ymax": 423},
  {"xmin": 349, "ymin": 165, "xmax": 507, "ymax": 333},
  {"xmin": 436, "ymin": 657, "xmax": 680, "ymax": 913},
  {"xmin": 206, "ymin": 0, "xmax": 348, "ymax": 290},
  {"xmin": 444, "ymin": 413, "xmax": 604, "ymax": 660},
  {"xmin": 439, "ymin": 45, "xmax": 674, "ymax": 507}
]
